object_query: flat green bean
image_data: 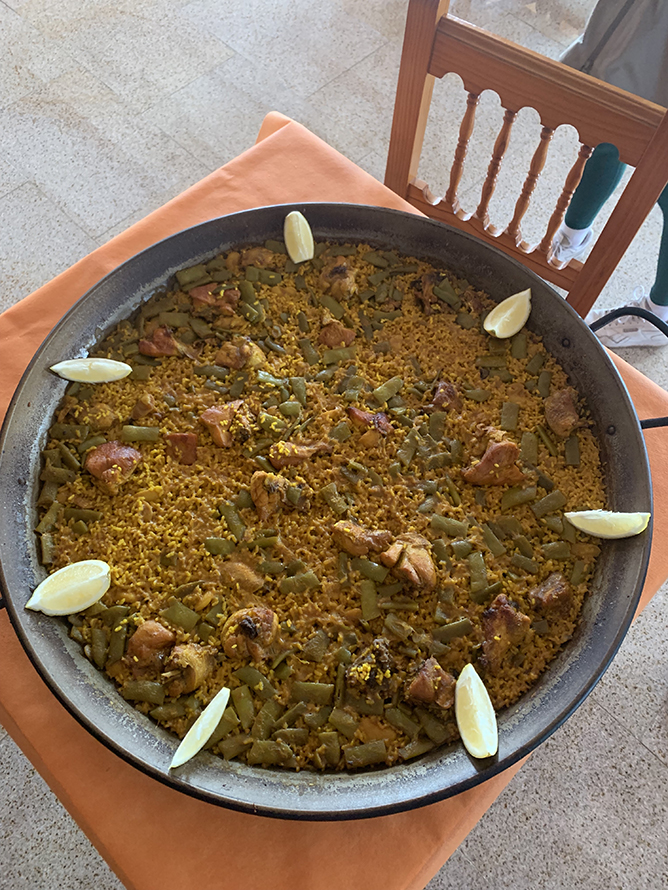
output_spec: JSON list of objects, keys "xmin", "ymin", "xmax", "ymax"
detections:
[
  {"xmin": 247, "ymin": 739, "xmax": 292, "ymax": 765},
  {"xmin": 345, "ymin": 739, "xmax": 387, "ymax": 768},
  {"xmin": 532, "ymin": 490, "xmax": 567, "ymax": 518},
  {"xmin": 430, "ymin": 515, "xmax": 468, "ymax": 537},
  {"xmin": 233, "ymin": 667, "xmax": 277, "ymax": 701},
  {"xmin": 360, "ymin": 579, "xmax": 380, "ymax": 620},
  {"xmin": 231, "ymin": 686, "xmax": 256, "ymax": 731},
  {"xmin": 500, "ymin": 401, "xmax": 520, "ymax": 431},
  {"xmin": 121, "ymin": 425, "xmax": 160, "ymax": 443},
  {"xmin": 432, "ymin": 617, "xmax": 473, "ymax": 642},
  {"xmin": 290, "ymin": 682, "xmax": 334, "ymax": 706},
  {"xmin": 121, "ymin": 680, "xmax": 164, "ymax": 706},
  {"xmin": 350, "ymin": 557, "xmax": 389, "ymax": 583}
]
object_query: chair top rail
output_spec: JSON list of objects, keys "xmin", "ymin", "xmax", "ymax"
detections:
[{"xmin": 430, "ymin": 15, "xmax": 665, "ymax": 166}]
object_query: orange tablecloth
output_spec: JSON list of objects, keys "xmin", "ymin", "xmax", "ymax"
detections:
[{"xmin": 1, "ymin": 113, "xmax": 668, "ymax": 890}]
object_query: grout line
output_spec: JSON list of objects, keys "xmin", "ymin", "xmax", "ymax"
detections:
[{"xmin": 594, "ymin": 697, "xmax": 668, "ymax": 770}]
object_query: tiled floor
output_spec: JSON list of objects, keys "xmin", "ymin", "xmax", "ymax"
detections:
[{"xmin": 1, "ymin": 1, "xmax": 666, "ymax": 888}]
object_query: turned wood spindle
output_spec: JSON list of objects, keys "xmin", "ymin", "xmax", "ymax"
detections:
[
  {"xmin": 505, "ymin": 125, "xmax": 554, "ymax": 245},
  {"xmin": 540, "ymin": 142, "xmax": 593, "ymax": 256},
  {"xmin": 473, "ymin": 108, "xmax": 517, "ymax": 228},
  {"xmin": 444, "ymin": 92, "xmax": 480, "ymax": 212}
]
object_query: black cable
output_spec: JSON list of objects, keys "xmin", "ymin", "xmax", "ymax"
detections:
[{"xmin": 588, "ymin": 306, "xmax": 668, "ymax": 337}]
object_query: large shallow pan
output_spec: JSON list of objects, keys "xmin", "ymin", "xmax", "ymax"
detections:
[{"xmin": 0, "ymin": 203, "xmax": 651, "ymax": 820}]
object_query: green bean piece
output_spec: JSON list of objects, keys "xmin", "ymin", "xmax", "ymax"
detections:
[
  {"xmin": 345, "ymin": 739, "xmax": 387, "ymax": 768},
  {"xmin": 231, "ymin": 686, "xmax": 256, "ymax": 731},
  {"xmin": 197, "ymin": 622, "xmax": 215, "ymax": 643},
  {"xmin": 189, "ymin": 317, "xmax": 214, "ymax": 338},
  {"xmin": 90, "ymin": 627, "xmax": 108, "ymax": 669},
  {"xmin": 536, "ymin": 369, "xmax": 552, "ymax": 399},
  {"xmin": 432, "ymin": 280, "xmax": 460, "ymax": 308},
  {"xmin": 372, "ymin": 376, "xmax": 404, "ymax": 405},
  {"xmin": 195, "ymin": 364, "xmax": 229, "ymax": 380},
  {"xmin": 218, "ymin": 501, "xmax": 246, "ymax": 542},
  {"xmin": 247, "ymin": 739, "xmax": 292, "ymax": 765},
  {"xmin": 101, "ymin": 605, "xmax": 129, "ymax": 627},
  {"xmin": 360, "ymin": 579, "xmax": 380, "ymax": 620},
  {"xmin": 383, "ymin": 611, "xmax": 413, "ymax": 640},
  {"xmin": 203, "ymin": 707, "xmax": 240, "ymax": 749},
  {"xmin": 296, "ymin": 310, "xmax": 311, "ymax": 333},
  {"xmin": 49, "ymin": 423, "xmax": 89, "ymax": 441},
  {"xmin": 298, "ymin": 337, "xmax": 320, "ymax": 365},
  {"xmin": 290, "ymin": 682, "xmax": 334, "ymax": 706},
  {"xmin": 39, "ymin": 533, "xmax": 55, "ymax": 565},
  {"xmin": 475, "ymin": 355, "xmax": 507, "ymax": 369},
  {"xmin": 451, "ymin": 539, "xmax": 473, "ymax": 559},
  {"xmin": 78, "ymin": 435, "xmax": 108, "ymax": 454},
  {"xmin": 326, "ymin": 708, "xmax": 358, "ymax": 740},
  {"xmin": 37, "ymin": 481, "xmax": 59, "ymax": 508},
  {"xmin": 532, "ymin": 489, "xmax": 567, "ymax": 518},
  {"xmin": 456, "ymin": 311, "xmax": 477, "ymax": 330},
  {"xmin": 259, "ymin": 268, "xmax": 283, "ymax": 286},
  {"xmin": 301, "ymin": 629, "xmax": 330, "ymax": 663},
  {"xmin": 41, "ymin": 462, "xmax": 76, "ymax": 485},
  {"xmin": 442, "ymin": 474, "xmax": 462, "ymax": 507},
  {"xmin": 516, "ymin": 535, "xmax": 534, "ymax": 558},
  {"xmin": 319, "ymin": 482, "xmax": 348, "ymax": 516},
  {"xmin": 204, "ymin": 599, "xmax": 226, "ymax": 626},
  {"xmin": 543, "ymin": 515, "xmax": 563, "ymax": 534},
  {"xmin": 536, "ymin": 424, "xmax": 558, "ymax": 457},
  {"xmin": 570, "ymin": 559, "xmax": 587, "ymax": 585},
  {"xmin": 470, "ymin": 580, "xmax": 503, "ymax": 605},
  {"xmin": 64, "ymin": 507, "xmax": 103, "ymax": 523},
  {"xmin": 233, "ymin": 667, "xmax": 277, "ymax": 701},
  {"xmin": 121, "ymin": 425, "xmax": 160, "ymax": 443},
  {"xmin": 363, "ymin": 251, "xmax": 389, "ymax": 268},
  {"xmin": 106, "ymin": 623, "xmax": 127, "ymax": 665},
  {"xmin": 351, "ymin": 558, "xmax": 389, "ymax": 583},
  {"xmin": 428, "ymin": 411, "xmax": 447, "ymax": 441},
  {"xmin": 399, "ymin": 738, "xmax": 435, "ymax": 760},
  {"xmin": 496, "ymin": 517, "xmax": 524, "ymax": 537},
  {"xmin": 482, "ymin": 524, "xmax": 506, "ymax": 557},
  {"xmin": 57, "ymin": 442, "xmax": 80, "ymax": 471},
  {"xmin": 500, "ymin": 401, "xmax": 520, "ymax": 432},
  {"xmin": 462, "ymin": 386, "xmax": 491, "ymax": 403},
  {"xmin": 71, "ymin": 519, "xmax": 88, "ymax": 536},
  {"xmin": 289, "ymin": 375, "xmax": 307, "ymax": 407},
  {"xmin": 562, "ymin": 516, "xmax": 577, "ymax": 543},
  {"xmin": 323, "ymin": 346, "xmax": 356, "ymax": 365},
  {"xmin": 176, "ymin": 264, "xmax": 207, "ymax": 287},
  {"xmin": 564, "ymin": 435, "xmax": 581, "ymax": 467},
  {"xmin": 278, "ymin": 400, "xmax": 301, "ymax": 417},
  {"xmin": 511, "ymin": 332, "xmax": 527, "ymax": 359},
  {"xmin": 35, "ymin": 501, "xmax": 62, "ymax": 534},
  {"xmin": 430, "ymin": 515, "xmax": 468, "ymax": 537},
  {"xmin": 510, "ymin": 554, "xmax": 539, "ymax": 574},
  {"xmin": 151, "ymin": 701, "xmax": 187, "ymax": 723},
  {"xmin": 318, "ymin": 731, "xmax": 341, "ymax": 766},
  {"xmin": 468, "ymin": 551, "xmax": 488, "ymax": 592},
  {"xmin": 541, "ymin": 541, "xmax": 571, "ymax": 560},
  {"xmin": 259, "ymin": 411, "xmax": 287, "ymax": 434},
  {"xmin": 450, "ymin": 439, "xmax": 464, "ymax": 464},
  {"xmin": 130, "ymin": 365, "xmax": 152, "ymax": 382},
  {"xmin": 384, "ymin": 707, "xmax": 420, "ymax": 738},
  {"xmin": 159, "ymin": 549, "xmax": 177, "ymax": 567},
  {"xmin": 328, "ymin": 421, "xmax": 352, "ymax": 443},
  {"xmin": 220, "ymin": 734, "xmax": 253, "ymax": 760},
  {"xmin": 203, "ymin": 536, "xmax": 235, "ymax": 556},
  {"xmin": 272, "ymin": 727, "xmax": 309, "ymax": 747},
  {"xmin": 302, "ymin": 706, "xmax": 333, "ymax": 732},
  {"xmin": 251, "ymin": 700, "xmax": 284, "ymax": 740},
  {"xmin": 159, "ymin": 598, "xmax": 199, "ymax": 632},
  {"xmin": 526, "ymin": 352, "xmax": 546, "ymax": 375},
  {"xmin": 121, "ymin": 680, "xmax": 165, "ymax": 706},
  {"xmin": 336, "ymin": 646, "xmax": 353, "ymax": 665},
  {"xmin": 501, "ymin": 486, "xmax": 537, "ymax": 511},
  {"xmin": 275, "ymin": 702, "xmax": 309, "ymax": 729},
  {"xmin": 320, "ymin": 294, "xmax": 345, "ymax": 318},
  {"xmin": 431, "ymin": 539, "xmax": 451, "ymax": 565},
  {"xmin": 415, "ymin": 707, "xmax": 449, "ymax": 744},
  {"xmin": 433, "ymin": 617, "xmax": 474, "ymax": 642},
  {"xmin": 396, "ymin": 429, "xmax": 420, "ymax": 468}
]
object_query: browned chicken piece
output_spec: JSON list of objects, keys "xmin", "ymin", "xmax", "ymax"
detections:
[
  {"xmin": 428, "ymin": 381, "xmax": 462, "ymax": 413},
  {"xmin": 138, "ymin": 325, "xmax": 180, "ymax": 357},
  {"xmin": 164, "ymin": 432, "xmax": 198, "ymax": 465},
  {"xmin": 241, "ymin": 246, "xmax": 274, "ymax": 268},
  {"xmin": 200, "ymin": 401, "xmax": 253, "ymax": 447},
  {"xmin": 379, "ymin": 533, "xmax": 437, "ymax": 590},
  {"xmin": 131, "ymin": 392, "xmax": 159, "ymax": 421},
  {"xmin": 545, "ymin": 389, "xmax": 582, "ymax": 438},
  {"xmin": 461, "ymin": 439, "xmax": 526, "ymax": 486},
  {"xmin": 190, "ymin": 285, "xmax": 241, "ymax": 318},
  {"xmin": 249, "ymin": 470, "xmax": 310, "ymax": 521},
  {"xmin": 222, "ymin": 606, "xmax": 279, "ymax": 661},
  {"xmin": 318, "ymin": 257, "xmax": 357, "ymax": 300},
  {"xmin": 82, "ymin": 402, "xmax": 115, "ymax": 431},
  {"xmin": 162, "ymin": 643, "xmax": 215, "ymax": 697},
  {"xmin": 318, "ymin": 321, "xmax": 356, "ymax": 347},
  {"xmin": 125, "ymin": 620, "xmax": 175, "ymax": 679},
  {"xmin": 214, "ymin": 338, "xmax": 264, "ymax": 370},
  {"xmin": 346, "ymin": 638, "xmax": 395, "ymax": 698},
  {"xmin": 529, "ymin": 572, "xmax": 573, "ymax": 613},
  {"xmin": 331, "ymin": 520, "xmax": 393, "ymax": 557},
  {"xmin": 418, "ymin": 272, "xmax": 438, "ymax": 314},
  {"xmin": 225, "ymin": 250, "xmax": 241, "ymax": 273},
  {"xmin": 570, "ymin": 542, "xmax": 601, "ymax": 561},
  {"xmin": 406, "ymin": 656, "xmax": 456, "ymax": 709},
  {"xmin": 219, "ymin": 561, "xmax": 264, "ymax": 593},
  {"xmin": 268, "ymin": 440, "xmax": 332, "ymax": 469},
  {"xmin": 481, "ymin": 594, "xmax": 531, "ymax": 672},
  {"xmin": 347, "ymin": 407, "xmax": 393, "ymax": 435},
  {"xmin": 85, "ymin": 441, "xmax": 142, "ymax": 495}
]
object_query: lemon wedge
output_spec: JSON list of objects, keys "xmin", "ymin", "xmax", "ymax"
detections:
[
  {"xmin": 284, "ymin": 210, "xmax": 314, "ymax": 264},
  {"xmin": 170, "ymin": 686, "xmax": 231, "ymax": 769},
  {"xmin": 564, "ymin": 510, "xmax": 651, "ymax": 539},
  {"xmin": 455, "ymin": 663, "xmax": 498, "ymax": 759},
  {"xmin": 483, "ymin": 288, "xmax": 532, "ymax": 339},
  {"xmin": 25, "ymin": 560, "xmax": 111, "ymax": 616},
  {"xmin": 50, "ymin": 358, "xmax": 132, "ymax": 383}
]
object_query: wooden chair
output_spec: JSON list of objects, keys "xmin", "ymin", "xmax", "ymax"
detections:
[{"xmin": 385, "ymin": 0, "xmax": 668, "ymax": 318}]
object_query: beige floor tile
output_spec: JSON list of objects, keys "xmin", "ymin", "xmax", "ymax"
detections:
[{"xmin": 180, "ymin": 0, "xmax": 389, "ymax": 99}]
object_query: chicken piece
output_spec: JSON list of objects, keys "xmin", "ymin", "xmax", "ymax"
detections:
[
  {"xmin": 318, "ymin": 321, "xmax": 356, "ymax": 347},
  {"xmin": 405, "ymin": 656, "xmax": 456, "ymax": 709},
  {"xmin": 222, "ymin": 606, "xmax": 278, "ymax": 661},
  {"xmin": 138, "ymin": 325, "xmax": 180, "ymax": 357},
  {"xmin": 428, "ymin": 381, "xmax": 462, "ymax": 413},
  {"xmin": 379, "ymin": 533, "xmax": 437, "ymax": 590},
  {"xmin": 214, "ymin": 338, "xmax": 264, "ymax": 370},
  {"xmin": 219, "ymin": 561, "xmax": 264, "ymax": 594},
  {"xmin": 268, "ymin": 440, "xmax": 332, "ymax": 469},
  {"xmin": 190, "ymin": 285, "xmax": 241, "ymax": 318},
  {"xmin": 481, "ymin": 594, "xmax": 531, "ymax": 672},
  {"xmin": 164, "ymin": 432, "xmax": 198, "ymax": 465},
  {"xmin": 225, "ymin": 251, "xmax": 241, "ymax": 274},
  {"xmin": 241, "ymin": 246, "xmax": 274, "ymax": 268},
  {"xmin": 331, "ymin": 520, "xmax": 392, "ymax": 557},
  {"xmin": 250, "ymin": 470, "xmax": 310, "ymax": 521},
  {"xmin": 318, "ymin": 257, "xmax": 357, "ymax": 300},
  {"xmin": 200, "ymin": 401, "xmax": 253, "ymax": 447},
  {"xmin": 347, "ymin": 407, "xmax": 393, "ymax": 435},
  {"xmin": 85, "ymin": 441, "xmax": 142, "ymax": 495},
  {"xmin": 529, "ymin": 572, "xmax": 573, "ymax": 613},
  {"xmin": 346, "ymin": 638, "xmax": 395, "ymax": 698},
  {"xmin": 461, "ymin": 439, "xmax": 526, "ymax": 486},
  {"xmin": 570, "ymin": 542, "xmax": 601, "ymax": 561},
  {"xmin": 131, "ymin": 393, "xmax": 159, "ymax": 421},
  {"xmin": 545, "ymin": 390, "xmax": 582, "ymax": 438},
  {"xmin": 418, "ymin": 272, "xmax": 438, "ymax": 314},
  {"xmin": 162, "ymin": 643, "xmax": 215, "ymax": 697},
  {"xmin": 81, "ymin": 402, "xmax": 116, "ymax": 431},
  {"xmin": 125, "ymin": 620, "xmax": 175, "ymax": 679}
]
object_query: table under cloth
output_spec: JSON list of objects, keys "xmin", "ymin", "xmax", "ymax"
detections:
[{"xmin": 2, "ymin": 112, "xmax": 668, "ymax": 890}]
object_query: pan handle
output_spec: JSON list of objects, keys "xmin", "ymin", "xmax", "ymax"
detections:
[{"xmin": 590, "ymin": 309, "xmax": 668, "ymax": 429}]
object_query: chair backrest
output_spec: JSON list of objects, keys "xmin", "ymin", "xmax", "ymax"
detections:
[{"xmin": 385, "ymin": 0, "xmax": 668, "ymax": 317}]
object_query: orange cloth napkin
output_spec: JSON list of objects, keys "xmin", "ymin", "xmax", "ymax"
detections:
[{"xmin": 0, "ymin": 113, "xmax": 666, "ymax": 890}]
